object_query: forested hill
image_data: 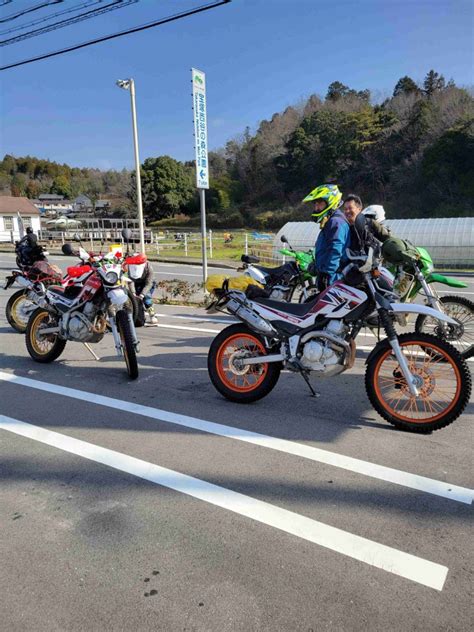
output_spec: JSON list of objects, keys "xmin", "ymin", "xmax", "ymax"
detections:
[{"xmin": 1, "ymin": 70, "xmax": 473, "ymax": 228}]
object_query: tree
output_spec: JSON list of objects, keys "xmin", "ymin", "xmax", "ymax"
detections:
[
  {"xmin": 393, "ymin": 76, "xmax": 420, "ymax": 97},
  {"xmin": 423, "ymin": 70, "xmax": 446, "ymax": 97},
  {"xmin": 326, "ymin": 81, "xmax": 350, "ymax": 101},
  {"xmin": 51, "ymin": 175, "xmax": 72, "ymax": 198},
  {"xmin": 326, "ymin": 81, "xmax": 370, "ymax": 103},
  {"xmin": 137, "ymin": 156, "xmax": 196, "ymax": 220},
  {"xmin": 10, "ymin": 174, "xmax": 27, "ymax": 197},
  {"xmin": 421, "ymin": 118, "xmax": 474, "ymax": 208}
]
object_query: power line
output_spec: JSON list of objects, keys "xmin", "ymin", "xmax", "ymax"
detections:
[
  {"xmin": 0, "ymin": 0, "xmax": 63, "ymax": 24},
  {"xmin": 0, "ymin": 0, "xmax": 231, "ymax": 71},
  {"xmin": 1, "ymin": 0, "xmax": 138, "ymax": 46},
  {"xmin": 0, "ymin": 0, "xmax": 102, "ymax": 36}
]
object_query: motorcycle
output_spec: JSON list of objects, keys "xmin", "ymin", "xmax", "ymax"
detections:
[
  {"xmin": 4, "ymin": 243, "xmax": 62, "ymax": 333},
  {"xmin": 25, "ymin": 230, "xmax": 140, "ymax": 380},
  {"xmin": 241, "ymin": 235, "xmax": 317, "ymax": 302},
  {"xmin": 206, "ymin": 214, "xmax": 471, "ymax": 433},
  {"xmin": 388, "ymin": 247, "xmax": 474, "ymax": 360}
]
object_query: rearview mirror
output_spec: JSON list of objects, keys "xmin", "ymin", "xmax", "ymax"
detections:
[
  {"xmin": 62, "ymin": 243, "xmax": 75, "ymax": 256},
  {"xmin": 280, "ymin": 235, "xmax": 288, "ymax": 243},
  {"xmin": 122, "ymin": 228, "xmax": 132, "ymax": 242},
  {"xmin": 73, "ymin": 233, "xmax": 82, "ymax": 242}
]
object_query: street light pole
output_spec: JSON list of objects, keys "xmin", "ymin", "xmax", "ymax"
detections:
[{"xmin": 116, "ymin": 78, "xmax": 145, "ymax": 254}]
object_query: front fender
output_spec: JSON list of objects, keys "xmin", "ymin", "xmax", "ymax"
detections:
[
  {"xmin": 365, "ymin": 338, "xmax": 391, "ymax": 365},
  {"xmin": 426, "ymin": 272, "xmax": 467, "ymax": 288},
  {"xmin": 390, "ymin": 302, "xmax": 458, "ymax": 325}
]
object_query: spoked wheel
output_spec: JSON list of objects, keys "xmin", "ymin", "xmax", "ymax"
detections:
[
  {"xmin": 25, "ymin": 308, "xmax": 66, "ymax": 362},
  {"xmin": 126, "ymin": 288, "xmax": 144, "ymax": 327},
  {"xmin": 208, "ymin": 324, "xmax": 281, "ymax": 403},
  {"xmin": 6, "ymin": 290, "xmax": 36, "ymax": 333},
  {"xmin": 415, "ymin": 295, "xmax": 474, "ymax": 360},
  {"xmin": 366, "ymin": 332, "xmax": 471, "ymax": 433},
  {"xmin": 116, "ymin": 310, "xmax": 139, "ymax": 380}
]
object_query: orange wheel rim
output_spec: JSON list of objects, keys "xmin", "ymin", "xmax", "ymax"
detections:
[
  {"xmin": 216, "ymin": 333, "xmax": 269, "ymax": 392},
  {"xmin": 373, "ymin": 340, "xmax": 462, "ymax": 423}
]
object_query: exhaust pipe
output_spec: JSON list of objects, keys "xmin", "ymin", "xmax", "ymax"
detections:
[{"xmin": 226, "ymin": 297, "xmax": 276, "ymax": 336}]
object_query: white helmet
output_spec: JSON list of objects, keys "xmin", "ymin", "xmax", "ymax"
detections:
[{"xmin": 363, "ymin": 205, "xmax": 386, "ymax": 223}]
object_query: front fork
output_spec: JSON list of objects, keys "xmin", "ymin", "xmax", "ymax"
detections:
[
  {"xmin": 417, "ymin": 271, "xmax": 443, "ymax": 311},
  {"xmin": 367, "ymin": 271, "xmax": 419, "ymax": 397},
  {"xmin": 378, "ymin": 308, "xmax": 419, "ymax": 397},
  {"xmin": 108, "ymin": 315, "xmax": 122, "ymax": 356},
  {"xmin": 416, "ymin": 272, "xmax": 449, "ymax": 334}
]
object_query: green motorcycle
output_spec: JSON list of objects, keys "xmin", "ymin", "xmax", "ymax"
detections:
[
  {"xmin": 240, "ymin": 235, "xmax": 317, "ymax": 302},
  {"xmin": 279, "ymin": 235, "xmax": 318, "ymax": 302},
  {"xmin": 389, "ymin": 246, "xmax": 474, "ymax": 360}
]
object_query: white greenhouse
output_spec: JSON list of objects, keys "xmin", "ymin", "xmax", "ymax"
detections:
[{"xmin": 273, "ymin": 217, "xmax": 474, "ymax": 268}]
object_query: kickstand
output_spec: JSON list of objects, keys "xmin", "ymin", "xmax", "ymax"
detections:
[
  {"xmin": 83, "ymin": 342, "xmax": 100, "ymax": 361},
  {"xmin": 300, "ymin": 370, "xmax": 320, "ymax": 398}
]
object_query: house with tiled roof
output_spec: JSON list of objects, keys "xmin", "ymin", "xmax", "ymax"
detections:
[
  {"xmin": 0, "ymin": 196, "xmax": 41, "ymax": 242},
  {"xmin": 33, "ymin": 194, "xmax": 73, "ymax": 216}
]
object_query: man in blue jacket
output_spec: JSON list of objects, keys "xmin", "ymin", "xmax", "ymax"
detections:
[{"xmin": 302, "ymin": 184, "xmax": 350, "ymax": 291}]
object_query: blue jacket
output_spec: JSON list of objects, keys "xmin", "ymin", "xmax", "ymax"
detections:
[{"xmin": 315, "ymin": 209, "xmax": 350, "ymax": 284}]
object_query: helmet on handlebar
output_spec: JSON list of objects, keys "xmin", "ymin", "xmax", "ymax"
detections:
[
  {"xmin": 363, "ymin": 205, "xmax": 386, "ymax": 223},
  {"xmin": 302, "ymin": 184, "xmax": 342, "ymax": 223}
]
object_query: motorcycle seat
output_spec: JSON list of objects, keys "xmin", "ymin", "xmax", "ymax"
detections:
[
  {"xmin": 48, "ymin": 286, "xmax": 66, "ymax": 296},
  {"xmin": 254, "ymin": 262, "xmax": 296, "ymax": 277},
  {"xmin": 241, "ymin": 254, "xmax": 259, "ymax": 264},
  {"xmin": 253, "ymin": 295, "xmax": 319, "ymax": 317}
]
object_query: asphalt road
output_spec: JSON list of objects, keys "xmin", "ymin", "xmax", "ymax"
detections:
[{"xmin": 0, "ymin": 256, "xmax": 473, "ymax": 631}]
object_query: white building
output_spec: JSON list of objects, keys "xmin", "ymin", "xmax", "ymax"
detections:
[
  {"xmin": 0, "ymin": 196, "xmax": 41, "ymax": 242},
  {"xmin": 32, "ymin": 194, "xmax": 73, "ymax": 216}
]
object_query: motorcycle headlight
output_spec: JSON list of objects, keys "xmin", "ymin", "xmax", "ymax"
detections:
[{"xmin": 105, "ymin": 271, "xmax": 119, "ymax": 285}]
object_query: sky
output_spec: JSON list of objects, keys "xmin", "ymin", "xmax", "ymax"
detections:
[{"xmin": 0, "ymin": 0, "xmax": 473, "ymax": 170}]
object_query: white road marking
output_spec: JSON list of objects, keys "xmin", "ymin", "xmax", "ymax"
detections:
[
  {"xmin": 154, "ymin": 313, "xmax": 380, "ymax": 337},
  {"xmin": 156, "ymin": 312, "xmax": 236, "ymax": 324},
  {"xmin": 0, "ymin": 414, "xmax": 448, "ymax": 590},
  {"xmin": 155, "ymin": 323, "xmax": 221, "ymax": 334},
  {"xmin": 0, "ymin": 372, "xmax": 471, "ymax": 504}
]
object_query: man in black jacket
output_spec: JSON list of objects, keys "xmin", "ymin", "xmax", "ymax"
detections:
[
  {"xmin": 17, "ymin": 227, "xmax": 40, "ymax": 266},
  {"xmin": 343, "ymin": 195, "xmax": 390, "ymax": 253}
]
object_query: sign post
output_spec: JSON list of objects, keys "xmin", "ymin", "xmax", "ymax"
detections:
[{"xmin": 192, "ymin": 68, "xmax": 209, "ymax": 286}]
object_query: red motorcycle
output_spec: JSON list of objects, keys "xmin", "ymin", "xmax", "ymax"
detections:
[
  {"xmin": 25, "ymin": 242, "xmax": 140, "ymax": 379},
  {"xmin": 4, "ymin": 243, "xmax": 62, "ymax": 332}
]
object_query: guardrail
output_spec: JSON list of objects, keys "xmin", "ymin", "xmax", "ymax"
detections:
[{"xmin": 149, "ymin": 230, "xmax": 276, "ymax": 264}]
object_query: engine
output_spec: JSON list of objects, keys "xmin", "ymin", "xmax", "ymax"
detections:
[
  {"xmin": 298, "ymin": 320, "xmax": 350, "ymax": 375},
  {"xmin": 61, "ymin": 302, "xmax": 105, "ymax": 342},
  {"xmin": 269, "ymin": 286, "xmax": 291, "ymax": 301}
]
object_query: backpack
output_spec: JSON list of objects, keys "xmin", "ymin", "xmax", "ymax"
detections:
[{"xmin": 381, "ymin": 237, "xmax": 419, "ymax": 266}]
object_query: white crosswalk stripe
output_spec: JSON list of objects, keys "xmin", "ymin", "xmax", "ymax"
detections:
[
  {"xmin": 0, "ymin": 371, "xmax": 471, "ymax": 504},
  {"xmin": 0, "ymin": 414, "xmax": 449, "ymax": 590}
]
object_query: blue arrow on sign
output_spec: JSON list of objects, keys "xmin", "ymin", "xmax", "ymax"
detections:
[{"xmin": 200, "ymin": 169, "xmax": 205, "ymax": 178}]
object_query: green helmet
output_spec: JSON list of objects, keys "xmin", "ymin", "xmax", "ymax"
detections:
[{"xmin": 302, "ymin": 184, "xmax": 343, "ymax": 222}]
